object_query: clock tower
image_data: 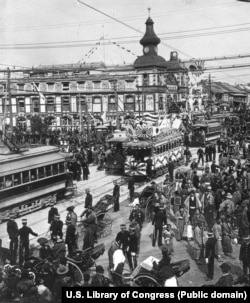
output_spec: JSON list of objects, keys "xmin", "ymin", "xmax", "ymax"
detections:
[{"xmin": 134, "ymin": 12, "xmax": 166, "ymax": 69}]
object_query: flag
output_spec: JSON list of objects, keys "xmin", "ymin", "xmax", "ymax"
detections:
[
  {"xmin": 136, "ymin": 112, "xmax": 159, "ymax": 124},
  {"xmin": 101, "ymin": 111, "xmax": 107, "ymax": 123},
  {"xmin": 136, "ymin": 124, "xmax": 153, "ymax": 140},
  {"xmin": 33, "ymin": 82, "xmax": 46, "ymax": 103}
]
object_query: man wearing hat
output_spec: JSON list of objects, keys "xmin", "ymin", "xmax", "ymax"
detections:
[
  {"xmin": 66, "ymin": 206, "xmax": 77, "ymax": 227},
  {"xmin": 115, "ymin": 224, "xmax": 130, "ymax": 257},
  {"xmin": 152, "ymin": 204, "xmax": 167, "ymax": 247},
  {"xmin": 65, "ymin": 217, "xmax": 77, "ymax": 257},
  {"xmin": 127, "ymin": 224, "xmax": 138, "ymax": 271},
  {"xmin": 184, "ymin": 190, "xmax": 202, "ymax": 223},
  {"xmin": 84, "ymin": 188, "xmax": 92, "ymax": 209},
  {"xmin": 205, "ymin": 229, "xmax": 216, "ymax": 281},
  {"xmin": 239, "ymin": 235, "xmax": 250, "ymax": 277},
  {"xmin": 7, "ymin": 213, "xmax": 18, "ymax": 263},
  {"xmin": 52, "ymin": 236, "xmax": 66, "ymax": 260},
  {"xmin": 113, "ymin": 180, "xmax": 120, "ymax": 212},
  {"xmin": 91, "ymin": 265, "xmax": 112, "ymax": 287},
  {"xmin": 38, "ymin": 238, "xmax": 53, "ymax": 260},
  {"xmin": 238, "ymin": 200, "xmax": 249, "ymax": 240},
  {"xmin": 50, "ymin": 214, "xmax": 63, "ymax": 240},
  {"xmin": 214, "ymin": 262, "xmax": 233, "ymax": 287},
  {"xmin": 153, "ymin": 245, "xmax": 171, "ymax": 271},
  {"xmin": 18, "ymin": 219, "xmax": 38, "ymax": 265},
  {"xmin": 48, "ymin": 201, "xmax": 58, "ymax": 224},
  {"xmin": 219, "ymin": 193, "xmax": 235, "ymax": 217}
]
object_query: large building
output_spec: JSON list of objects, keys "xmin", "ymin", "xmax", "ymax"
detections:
[{"xmin": 0, "ymin": 16, "xmax": 192, "ymax": 132}]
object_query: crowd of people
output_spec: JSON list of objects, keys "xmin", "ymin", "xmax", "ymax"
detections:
[{"xmin": 0, "ymin": 125, "xmax": 250, "ymax": 300}]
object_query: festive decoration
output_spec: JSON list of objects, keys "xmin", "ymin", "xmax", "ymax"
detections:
[
  {"xmin": 136, "ymin": 123, "xmax": 153, "ymax": 139},
  {"xmin": 125, "ymin": 123, "xmax": 135, "ymax": 139}
]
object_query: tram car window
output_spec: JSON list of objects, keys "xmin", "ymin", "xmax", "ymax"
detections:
[
  {"xmin": 13, "ymin": 173, "xmax": 21, "ymax": 186},
  {"xmin": 30, "ymin": 169, "xmax": 37, "ymax": 181},
  {"xmin": 38, "ymin": 167, "xmax": 45, "ymax": 179},
  {"xmin": 45, "ymin": 165, "xmax": 52, "ymax": 177},
  {"xmin": 23, "ymin": 171, "xmax": 30, "ymax": 183},
  {"xmin": 53, "ymin": 164, "xmax": 59, "ymax": 175},
  {"xmin": 5, "ymin": 176, "xmax": 13, "ymax": 188},
  {"xmin": 59, "ymin": 162, "xmax": 65, "ymax": 173}
]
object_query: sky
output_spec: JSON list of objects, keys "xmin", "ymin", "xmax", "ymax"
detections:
[{"xmin": 1, "ymin": 0, "xmax": 250, "ymax": 84}]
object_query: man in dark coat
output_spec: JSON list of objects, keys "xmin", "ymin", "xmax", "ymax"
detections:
[
  {"xmin": 18, "ymin": 219, "xmax": 38, "ymax": 265},
  {"xmin": 127, "ymin": 225, "xmax": 138, "ymax": 271},
  {"xmin": 65, "ymin": 218, "xmax": 77, "ymax": 257},
  {"xmin": 168, "ymin": 158, "xmax": 175, "ymax": 182},
  {"xmin": 84, "ymin": 188, "xmax": 93, "ymax": 209},
  {"xmin": 152, "ymin": 205, "xmax": 167, "ymax": 247},
  {"xmin": 214, "ymin": 262, "xmax": 233, "ymax": 287},
  {"xmin": 50, "ymin": 214, "xmax": 63, "ymax": 240},
  {"xmin": 82, "ymin": 159, "xmax": 90, "ymax": 180},
  {"xmin": 239, "ymin": 235, "xmax": 250, "ymax": 277},
  {"xmin": 146, "ymin": 156, "xmax": 153, "ymax": 180},
  {"xmin": 205, "ymin": 230, "xmax": 217, "ymax": 281},
  {"xmin": 128, "ymin": 177, "xmax": 135, "ymax": 202},
  {"xmin": 197, "ymin": 146, "xmax": 204, "ymax": 166},
  {"xmin": 113, "ymin": 181, "xmax": 120, "ymax": 212},
  {"xmin": 211, "ymin": 144, "xmax": 216, "ymax": 161},
  {"xmin": 115, "ymin": 224, "xmax": 130, "ymax": 257},
  {"xmin": 7, "ymin": 213, "xmax": 19, "ymax": 263},
  {"xmin": 82, "ymin": 208, "xmax": 97, "ymax": 250},
  {"xmin": 48, "ymin": 202, "xmax": 58, "ymax": 224}
]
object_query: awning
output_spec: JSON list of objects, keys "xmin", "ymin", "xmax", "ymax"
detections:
[
  {"xmin": 106, "ymin": 137, "xmax": 129, "ymax": 143},
  {"xmin": 123, "ymin": 141, "xmax": 152, "ymax": 149}
]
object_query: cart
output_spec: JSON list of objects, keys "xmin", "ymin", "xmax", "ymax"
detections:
[
  {"xmin": 130, "ymin": 256, "xmax": 190, "ymax": 287},
  {"xmin": 93, "ymin": 194, "xmax": 114, "ymax": 238}
]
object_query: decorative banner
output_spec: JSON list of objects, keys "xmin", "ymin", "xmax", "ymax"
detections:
[
  {"xmin": 125, "ymin": 124, "xmax": 135, "ymax": 139},
  {"xmin": 136, "ymin": 123, "xmax": 153, "ymax": 140}
]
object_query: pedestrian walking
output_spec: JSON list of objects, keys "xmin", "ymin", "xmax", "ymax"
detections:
[
  {"xmin": 84, "ymin": 188, "xmax": 92, "ymax": 209},
  {"xmin": 113, "ymin": 180, "xmax": 120, "ymax": 212},
  {"xmin": 7, "ymin": 213, "xmax": 18, "ymax": 263},
  {"xmin": 127, "ymin": 225, "xmax": 138, "ymax": 271},
  {"xmin": 50, "ymin": 214, "xmax": 63, "ymax": 240},
  {"xmin": 128, "ymin": 177, "xmax": 135, "ymax": 203},
  {"xmin": 65, "ymin": 218, "xmax": 77, "ymax": 257},
  {"xmin": 205, "ymin": 229, "xmax": 216, "ymax": 281},
  {"xmin": 197, "ymin": 146, "xmax": 204, "ymax": 166},
  {"xmin": 82, "ymin": 159, "xmax": 90, "ymax": 180},
  {"xmin": 152, "ymin": 204, "xmax": 167, "ymax": 247},
  {"xmin": 115, "ymin": 224, "xmax": 130, "ymax": 257},
  {"xmin": 48, "ymin": 202, "xmax": 58, "ymax": 224}
]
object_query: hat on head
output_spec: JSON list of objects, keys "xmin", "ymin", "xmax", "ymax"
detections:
[
  {"xmin": 66, "ymin": 218, "xmax": 72, "ymax": 224},
  {"xmin": 22, "ymin": 218, "xmax": 27, "ymax": 224},
  {"xmin": 85, "ymin": 188, "xmax": 90, "ymax": 192},
  {"xmin": 120, "ymin": 224, "xmax": 126, "ymax": 228},
  {"xmin": 226, "ymin": 193, "xmax": 232, "ymax": 199},
  {"xmin": 56, "ymin": 237, "xmax": 63, "ymax": 243},
  {"xmin": 220, "ymin": 262, "xmax": 231, "ymax": 273},
  {"xmin": 56, "ymin": 265, "xmax": 69, "ymax": 276},
  {"xmin": 129, "ymin": 226, "xmax": 135, "ymax": 232},
  {"xmin": 151, "ymin": 181, "xmax": 156, "ymax": 185},
  {"xmin": 67, "ymin": 206, "xmax": 75, "ymax": 212},
  {"xmin": 37, "ymin": 237, "xmax": 48, "ymax": 245},
  {"xmin": 207, "ymin": 229, "xmax": 214, "ymax": 237},
  {"xmin": 96, "ymin": 265, "xmax": 104, "ymax": 274},
  {"xmin": 55, "ymin": 214, "xmax": 60, "ymax": 219},
  {"xmin": 241, "ymin": 200, "xmax": 249, "ymax": 208},
  {"xmin": 161, "ymin": 246, "xmax": 170, "ymax": 253}
]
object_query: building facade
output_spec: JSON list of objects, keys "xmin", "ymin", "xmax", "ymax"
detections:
[{"xmin": 0, "ymin": 16, "xmax": 191, "ymax": 132}]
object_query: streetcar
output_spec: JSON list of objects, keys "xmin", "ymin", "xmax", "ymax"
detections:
[
  {"xmin": 105, "ymin": 130, "xmax": 129, "ymax": 173},
  {"xmin": 0, "ymin": 146, "xmax": 68, "ymax": 222},
  {"xmin": 190, "ymin": 121, "xmax": 222, "ymax": 147},
  {"xmin": 123, "ymin": 127, "xmax": 184, "ymax": 178}
]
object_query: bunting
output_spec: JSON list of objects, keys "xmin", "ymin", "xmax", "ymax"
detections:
[{"xmin": 136, "ymin": 123, "xmax": 153, "ymax": 140}]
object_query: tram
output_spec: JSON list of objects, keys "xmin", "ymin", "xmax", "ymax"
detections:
[
  {"xmin": 105, "ymin": 130, "xmax": 128, "ymax": 173},
  {"xmin": 0, "ymin": 146, "xmax": 68, "ymax": 222},
  {"xmin": 191, "ymin": 121, "xmax": 222, "ymax": 147},
  {"xmin": 123, "ymin": 127, "xmax": 184, "ymax": 178}
]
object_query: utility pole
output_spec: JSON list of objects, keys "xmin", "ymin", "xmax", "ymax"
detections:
[
  {"xmin": 85, "ymin": 96, "xmax": 90, "ymax": 143},
  {"xmin": 113, "ymin": 80, "xmax": 120, "ymax": 130},
  {"xmin": 7, "ymin": 68, "xmax": 13, "ymax": 133},
  {"xmin": 78, "ymin": 94, "xmax": 82, "ymax": 133}
]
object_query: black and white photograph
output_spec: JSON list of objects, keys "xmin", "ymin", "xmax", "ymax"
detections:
[{"xmin": 0, "ymin": 0, "xmax": 250, "ymax": 301}]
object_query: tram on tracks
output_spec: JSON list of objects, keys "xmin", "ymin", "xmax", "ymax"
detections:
[
  {"xmin": 0, "ymin": 146, "xmax": 68, "ymax": 222},
  {"xmin": 105, "ymin": 130, "xmax": 129, "ymax": 173},
  {"xmin": 123, "ymin": 127, "xmax": 184, "ymax": 178},
  {"xmin": 190, "ymin": 121, "xmax": 222, "ymax": 147}
]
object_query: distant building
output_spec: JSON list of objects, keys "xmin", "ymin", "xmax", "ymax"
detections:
[{"xmin": 0, "ymin": 16, "xmax": 194, "ymax": 132}]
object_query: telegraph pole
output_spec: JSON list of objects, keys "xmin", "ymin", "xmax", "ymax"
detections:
[
  {"xmin": 78, "ymin": 94, "xmax": 82, "ymax": 133},
  {"xmin": 7, "ymin": 68, "xmax": 13, "ymax": 133},
  {"xmin": 113, "ymin": 80, "xmax": 120, "ymax": 130},
  {"xmin": 85, "ymin": 96, "xmax": 90, "ymax": 143}
]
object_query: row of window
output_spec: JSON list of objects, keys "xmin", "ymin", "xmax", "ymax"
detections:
[
  {"xmin": 154, "ymin": 139, "xmax": 182, "ymax": 154},
  {"xmin": 0, "ymin": 95, "xmax": 161, "ymax": 114},
  {"xmin": 0, "ymin": 80, "xmax": 136, "ymax": 93},
  {"xmin": 0, "ymin": 162, "xmax": 65, "ymax": 190}
]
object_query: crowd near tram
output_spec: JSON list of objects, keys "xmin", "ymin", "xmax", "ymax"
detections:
[{"xmin": 0, "ymin": 111, "xmax": 250, "ymax": 302}]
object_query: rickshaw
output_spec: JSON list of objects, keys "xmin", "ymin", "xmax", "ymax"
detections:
[
  {"xmin": 77, "ymin": 194, "xmax": 113, "ymax": 239},
  {"xmin": 129, "ymin": 256, "xmax": 190, "ymax": 287}
]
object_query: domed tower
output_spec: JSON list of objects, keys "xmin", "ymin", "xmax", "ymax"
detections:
[{"xmin": 134, "ymin": 14, "xmax": 166, "ymax": 69}]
